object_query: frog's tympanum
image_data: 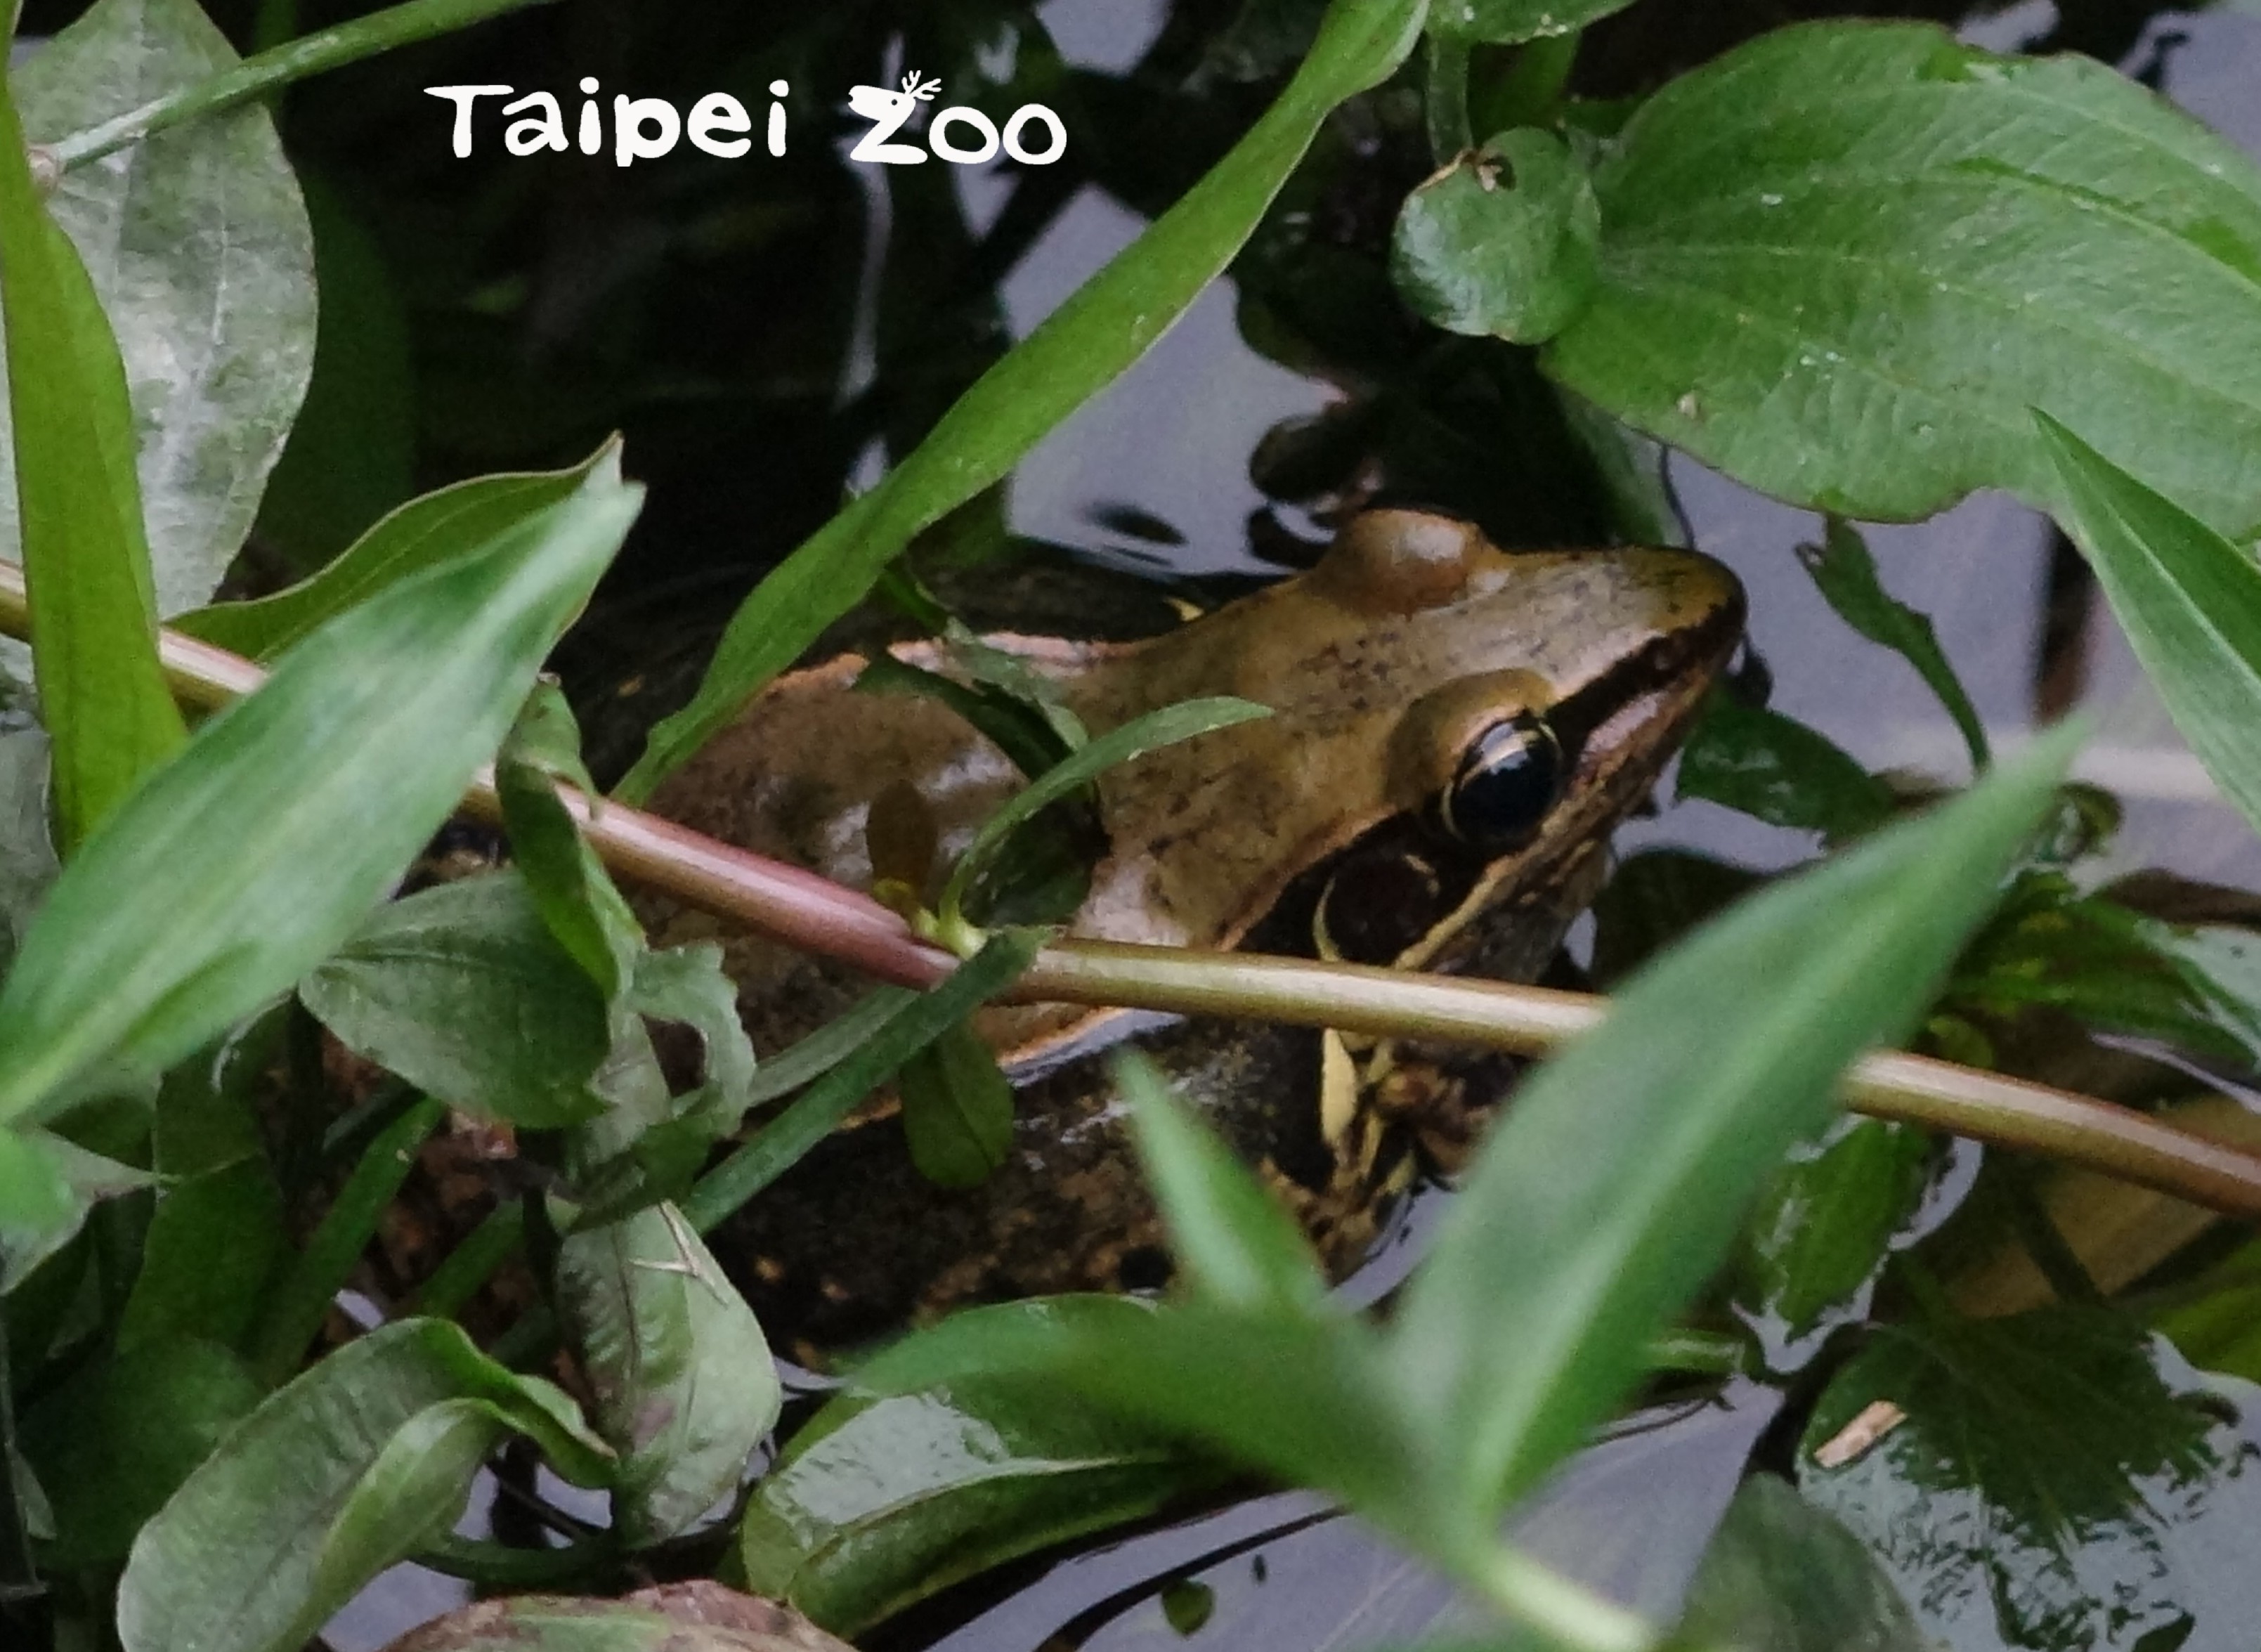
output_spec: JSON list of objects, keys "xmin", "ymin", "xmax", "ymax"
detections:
[{"xmin": 644, "ymin": 512, "xmax": 1745, "ymax": 1357}]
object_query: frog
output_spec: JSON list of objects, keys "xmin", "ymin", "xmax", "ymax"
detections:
[{"xmin": 639, "ymin": 510, "xmax": 1745, "ymax": 1358}]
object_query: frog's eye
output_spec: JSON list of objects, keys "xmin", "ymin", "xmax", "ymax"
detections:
[{"xmin": 1440, "ymin": 713, "xmax": 1565, "ymax": 853}]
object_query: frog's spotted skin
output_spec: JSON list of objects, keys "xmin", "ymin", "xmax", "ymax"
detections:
[{"xmin": 642, "ymin": 512, "xmax": 1745, "ymax": 1360}]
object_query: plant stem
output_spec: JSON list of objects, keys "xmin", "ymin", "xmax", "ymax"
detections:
[
  {"xmin": 1426, "ymin": 33, "xmax": 1475, "ymax": 162},
  {"xmin": 1472, "ymin": 1544, "xmax": 1658, "ymax": 1652},
  {"xmin": 8, "ymin": 569, "xmax": 2261, "ymax": 1223},
  {"xmin": 46, "ymin": 0, "xmax": 559, "ymax": 171}
]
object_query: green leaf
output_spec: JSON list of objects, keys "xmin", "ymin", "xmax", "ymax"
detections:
[
  {"xmin": 619, "ymin": 0, "xmax": 1426, "ymax": 799},
  {"xmin": 178, "ymin": 445, "xmax": 617, "ymax": 663},
  {"xmin": 856, "ymin": 1295, "xmax": 1445, "ymax": 1560},
  {"xmin": 741, "ymin": 1318, "xmax": 1219, "ymax": 1638},
  {"xmin": 1390, "ymin": 128, "xmax": 1600, "ymax": 343},
  {"xmin": 0, "ymin": 1129, "xmax": 155, "ymax": 1289},
  {"xmin": 0, "ymin": 464, "xmax": 639, "ymax": 1139},
  {"xmin": 13, "ymin": 0, "xmax": 316, "ymax": 616},
  {"xmin": 1676, "ymin": 698, "xmax": 1895, "ymax": 844},
  {"xmin": 1427, "ymin": 0, "xmax": 1637, "ymax": 45},
  {"xmin": 301, "ymin": 875, "xmax": 611, "ymax": 1130},
  {"xmin": 1799, "ymin": 1311, "xmax": 2261, "ymax": 1651},
  {"xmin": 1115, "ymin": 1050, "xmax": 1329, "ymax": 1315},
  {"xmin": 1799, "ymin": 520, "xmax": 1989, "ymax": 769},
  {"xmin": 1735, "ymin": 1119, "xmax": 1930, "ymax": 1347},
  {"xmin": 117, "ymin": 1035, "xmax": 287, "ymax": 1355},
  {"xmin": 1542, "ymin": 21, "xmax": 2261, "ymax": 533},
  {"xmin": 116, "ymin": 1318, "xmax": 612, "ymax": 1652},
  {"xmin": 556, "ymin": 1202, "xmax": 779, "ymax": 1549},
  {"xmin": 20, "ymin": 1337, "xmax": 261, "ymax": 1566},
  {"xmin": 1587, "ymin": 849, "xmax": 1764, "ymax": 988},
  {"xmin": 1388, "ymin": 727, "xmax": 2076, "ymax": 1520},
  {"xmin": 680, "ymin": 932, "xmax": 1042, "ymax": 1235},
  {"xmin": 937, "ymin": 697, "xmax": 1270, "ymax": 935},
  {"xmin": 898, "ymin": 1022, "xmax": 1015, "ymax": 1190},
  {"xmin": 496, "ymin": 681, "xmax": 644, "ymax": 1001},
  {"xmin": 0, "ymin": 729, "xmax": 59, "ymax": 974},
  {"xmin": 0, "ymin": 62, "xmax": 185, "ymax": 852},
  {"xmin": 1674, "ymin": 1475, "xmax": 1927, "ymax": 1652},
  {"xmin": 2038, "ymin": 412, "xmax": 2261, "ymax": 847}
]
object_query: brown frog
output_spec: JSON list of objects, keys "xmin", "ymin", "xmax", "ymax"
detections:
[{"xmin": 642, "ymin": 511, "xmax": 1745, "ymax": 1357}]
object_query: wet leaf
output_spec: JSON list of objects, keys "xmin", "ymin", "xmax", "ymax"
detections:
[
  {"xmin": 2040, "ymin": 415, "xmax": 2261, "ymax": 847},
  {"xmin": 1675, "ymin": 1474, "xmax": 1927, "ymax": 1652},
  {"xmin": 899, "ymin": 1022, "xmax": 1015, "ymax": 1190},
  {"xmin": 301, "ymin": 875, "xmax": 611, "ymax": 1130},
  {"xmin": 1799, "ymin": 520, "xmax": 1988, "ymax": 769},
  {"xmin": 1427, "ymin": 0, "xmax": 1640, "ymax": 45},
  {"xmin": 117, "ymin": 1318, "xmax": 612, "ymax": 1652},
  {"xmin": 1676, "ymin": 697, "xmax": 1894, "ymax": 843},
  {"xmin": 1736, "ymin": 1119, "xmax": 1931, "ymax": 1349},
  {"xmin": 0, "ymin": 464, "xmax": 638, "ymax": 1152},
  {"xmin": 1390, "ymin": 128, "xmax": 1600, "ymax": 343},
  {"xmin": 1800, "ymin": 1311, "xmax": 2261, "ymax": 1651},
  {"xmin": 20, "ymin": 1336, "xmax": 261, "ymax": 1566},
  {"xmin": 1392, "ymin": 730, "xmax": 2076, "ymax": 1518},
  {"xmin": 178, "ymin": 446, "xmax": 618, "ymax": 663},
  {"xmin": 623, "ymin": 0, "xmax": 1426, "ymax": 798},
  {"xmin": 1544, "ymin": 22, "xmax": 2261, "ymax": 533},
  {"xmin": 13, "ymin": 0, "xmax": 315, "ymax": 616},
  {"xmin": 741, "ymin": 1308, "xmax": 1218, "ymax": 1638},
  {"xmin": 380, "ymin": 1581, "xmax": 856, "ymax": 1651},
  {"xmin": 0, "ymin": 61, "xmax": 185, "ymax": 852},
  {"xmin": 556, "ymin": 1203, "xmax": 780, "ymax": 1549}
]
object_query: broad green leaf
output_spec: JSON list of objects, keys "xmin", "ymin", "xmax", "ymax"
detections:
[
  {"xmin": 898, "ymin": 1022, "xmax": 1015, "ymax": 1190},
  {"xmin": 1675, "ymin": 1475, "xmax": 1927, "ymax": 1652},
  {"xmin": 620, "ymin": 0, "xmax": 1427, "ymax": 798},
  {"xmin": 1800, "ymin": 1312, "xmax": 2261, "ymax": 1651},
  {"xmin": 1427, "ymin": 0, "xmax": 1637, "ymax": 44},
  {"xmin": 937, "ymin": 698, "xmax": 1269, "ymax": 932},
  {"xmin": 1735, "ymin": 1119, "xmax": 1930, "ymax": 1349},
  {"xmin": 1390, "ymin": 128, "xmax": 1599, "ymax": 343},
  {"xmin": 2040, "ymin": 415, "xmax": 2261, "ymax": 845},
  {"xmin": 1587, "ymin": 849, "xmax": 1763, "ymax": 987},
  {"xmin": 117, "ymin": 1318, "xmax": 612, "ymax": 1652},
  {"xmin": 0, "ymin": 466, "xmax": 639, "ymax": 1140},
  {"xmin": 0, "ymin": 1129, "xmax": 154, "ymax": 1289},
  {"xmin": 681, "ymin": 932, "xmax": 1042, "ymax": 1236},
  {"xmin": 1676, "ymin": 698, "xmax": 1894, "ymax": 845},
  {"xmin": 1543, "ymin": 22, "xmax": 2261, "ymax": 533},
  {"xmin": 1799, "ymin": 521, "xmax": 1988, "ymax": 769},
  {"xmin": 179, "ymin": 446, "xmax": 616, "ymax": 663},
  {"xmin": 1390, "ymin": 728, "xmax": 2076, "ymax": 1519},
  {"xmin": 741, "ymin": 1323, "xmax": 1218, "ymax": 1637},
  {"xmin": 13, "ymin": 0, "xmax": 316, "ymax": 616},
  {"xmin": 2154, "ymin": 1239, "xmax": 2261, "ymax": 1385},
  {"xmin": 20, "ymin": 1336, "xmax": 261, "ymax": 1566},
  {"xmin": 1116, "ymin": 1051, "xmax": 1329, "ymax": 1315},
  {"xmin": 556, "ymin": 1202, "xmax": 781, "ymax": 1549},
  {"xmin": 0, "ymin": 65, "xmax": 185, "ymax": 851},
  {"xmin": 358, "ymin": 1582, "xmax": 856, "ymax": 1651},
  {"xmin": 301, "ymin": 875, "xmax": 611, "ymax": 1130},
  {"xmin": 495, "ymin": 682, "xmax": 643, "ymax": 1001}
]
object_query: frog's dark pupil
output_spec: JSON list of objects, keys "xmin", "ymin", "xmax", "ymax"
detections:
[{"xmin": 1443, "ymin": 715, "xmax": 1563, "ymax": 853}]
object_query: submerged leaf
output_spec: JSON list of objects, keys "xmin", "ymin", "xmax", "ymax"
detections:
[{"xmin": 1676, "ymin": 1475, "xmax": 1929, "ymax": 1652}]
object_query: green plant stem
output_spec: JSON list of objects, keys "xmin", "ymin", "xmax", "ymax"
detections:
[
  {"xmin": 46, "ymin": 0, "xmax": 560, "ymax": 171},
  {"xmin": 8, "ymin": 571, "xmax": 2261, "ymax": 1223},
  {"xmin": 1472, "ymin": 1544, "xmax": 1657, "ymax": 1652},
  {"xmin": 418, "ymin": 1533, "xmax": 608, "ymax": 1589},
  {"xmin": 1426, "ymin": 33, "xmax": 1475, "ymax": 161},
  {"xmin": 405, "ymin": 1201, "xmax": 525, "ymax": 1320}
]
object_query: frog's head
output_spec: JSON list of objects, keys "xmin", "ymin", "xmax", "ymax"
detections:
[{"xmin": 1074, "ymin": 510, "xmax": 1747, "ymax": 972}]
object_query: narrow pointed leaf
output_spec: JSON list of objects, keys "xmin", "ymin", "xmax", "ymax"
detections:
[
  {"xmin": 1428, "ymin": 0, "xmax": 1638, "ymax": 44},
  {"xmin": 0, "ymin": 467, "xmax": 639, "ymax": 1139},
  {"xmin": 620, "ymin": 0, "xmax": 1426, "ymax": 798},
  {"xmin": 1799, "ymin": 521, "xmax": 1988, "ymax": 769},
  {"xmin": 1391, "ymin": 729, "xmax": 2078, "ymax": 1518},
  {"xmin": 0, "ymin": 67, "xmax": 184, "ymax": 850}
]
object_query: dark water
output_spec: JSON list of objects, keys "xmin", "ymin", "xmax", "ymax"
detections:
[{"xmin": 328, "ymin": 3, "xmax": 2261, "ymax": 1648}]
